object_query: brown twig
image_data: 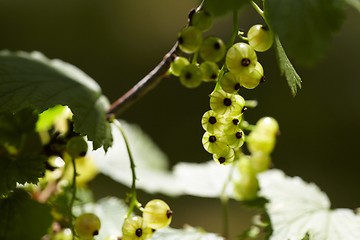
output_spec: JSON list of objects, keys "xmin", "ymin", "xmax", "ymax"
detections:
[{"xmin": 106, "ymin": 42, "xmax": 180, "ymax": 119}]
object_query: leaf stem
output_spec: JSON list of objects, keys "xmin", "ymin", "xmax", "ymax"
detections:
[
  {"xmin": 227, "ymin": 10, "xmax": 239, "ymax": 48},
  {"xmin": 115, "ymin": 121, "xmax": 140, "ymax": 218},
  {"xmin": 107, "ymin": 43, "xmax": 180, "ymax": 119},
  {"xmin": 69, "ymin": 157, "xmax": 77, "ymax": 240}
]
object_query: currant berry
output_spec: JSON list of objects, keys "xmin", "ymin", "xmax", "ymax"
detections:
[
  {"xmin": 179, "ymin": 64, "xmax": 203, "ymax": 88},
  {"xmin": 255, "ymin": 117, "xmax": 279, "ymax": 136},
  {"xmin": 202, "ymin": 131, "xmax": 227, "ymax": 154},
  {"xmin": 209, "ymin": 89, "xmax": 245, "ymax": 116},
  {"xmin": 142, "ymin": 199, "xmax": 173, "ymax": 229},
  {"xmin": 233, "ymin": 172, "xmax": 259, "ymax": 201},
  {"xmin": 247, "ymin": 131, "xmax": 276, "ymax": 154},
  {"xmin": 66, "ymin": 136, "xmax": 88, "ymax": 159},
  {"xmin": 201, "ymin": 110, "xmax": 226, "ymax": 134},
  {"xmin": 226, "ymin": 42, "xmax": 257, "ymax": 74},
  {"xmin": 74, "ymin": 213, "xmax": 101, "ymax": 239},
  {"xmin": 219, "ymin": 72, "xmax": 241, "ymax": 93},
  {"xmin": 213, "ymin": 147, "xmax": 235, "ymax": 165},
  {"xmin": 199, "ymin": 61, "xmax": 219, "ymax": 82},
  {"xmin": 178, "ymin": 26, "xmax": 203, "ymax": 54},
  {"xmin": 122, "ymin": 216, "xmax": 152, "ymax": 240},
  {"xmin": 239, "ymin": 62, "xmax": 264, "ymax": 89},
  {"xmin": 250, "ymin": 151, "xmax": 271, "ymax": 173},
  {"xmin": 226, "ymin": 129, "xmax": 245, "ymax": 149},
  {"xmin": 247, "ymin": 24, "xmax": 273, "ymax": 52},
  {"xmin": 199, "ymin": 37, "xmax": 226, "ymax": 62},
  {"xmin": 189, "ymin": 10, "xmax": 213, "ymax": 32},
  {"xmin": 223, "ymin": 115, "xmax": 242, "ymax": 134},
  {"xmin": 170, "ymin": 56, "xmax": 190, "ymax": 77}
]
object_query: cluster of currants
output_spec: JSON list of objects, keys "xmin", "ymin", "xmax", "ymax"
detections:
[
  {"xmin": 170, "ymin": 9, "xmax": 278, "ymax": 200},
  {"xmin": 122, "ymin": 199, "xmax": 173, "ymax": 240}
]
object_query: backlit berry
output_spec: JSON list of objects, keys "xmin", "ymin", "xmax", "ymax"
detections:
[
  {"xmin": 226, "ymin": 42, "xmax": 257, "ymax": 74},
  {"xmin": 142, "ymin": 199, "xmax": 172, "ymax": 229}
]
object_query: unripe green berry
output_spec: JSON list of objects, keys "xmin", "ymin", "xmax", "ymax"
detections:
[
  {"xmin": 223, "ymin": 115, "xmax": 242, "ymax": 134},
  {"xmin": 219, "ymin": 72, "xmax": 241, "ymax": 93},
  {"xmin": 202, "ymin": 131, "xmax": 227, "ymax": 154},
  {"xmin": 189, "ymin": 10, "xmax": 213, "ymax": 32},
  {"xmin": 247, "ymin": 131, "xmax": 276, "ymax": 154},
  {"xmin": 255, "ymin": 117, "xmax": 279, "ymax": 136},
  {"xmin": 239, "ymin": 61, "xmax": 264, "ymax": 89},
  {"xmin": 142, "ymin": 199, "xmax": 173, "ymax": 229},
  {"xmin": 170, "ymin": 56, "xmax": 190, "ymax": 77},
  {"xmin": 74, "ymin": 213, "xmax": 101, "ymax": 239},
  {"xmin": 247, "ymin": 24, "xmax": 273, "ymax": 52},
  {"xmin": 178, "ymin": 26, "xmax": 203, "ymax": 54},
  {"xmin": 179, "ymin": 64, "xmax": 203, "ymax": 88},
  {"xmin": 233, "ymin": 172, "xmax": 259, "ymax": 201},
  {"xmin": 199, "ymin": 37, "xmax": 226, "ymax": 62},
  {"xmin": 213, "ymin": 147, "xmax": 235, "ymax": 165},
  {"xmin": 250, "ymin": 151, "xmax": 271, "ymax": 173},
  {"xmin": 226, "ymin": 42, "xmax": 257, "ymax": 74},
  {"xmin": 201, "ymin": 110, "xmax": 226, "ymax": 134},
  {"xmin": 66, "ymin": 136, "xmax": 88, "ymax": 159},
  {"xmin": 226, "ymin": 129, "xmax": 245, "ymax": 149},
  {"xmin": 209, "ymin": 89, "xmax": 245, "ymax": 116},
  {"xmin": 199, "ymin": 61, "xmax": 219, "ymax": 82},
  {"xmin": 122, "ymin": 216, "xmax": 152, "ymax": 240}
]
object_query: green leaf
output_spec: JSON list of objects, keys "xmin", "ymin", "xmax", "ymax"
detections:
[
  {"xmin": 264, "ymin": 0, "xmax": 345, "ymax": 65},
  {"xmin": 0, "ymin": 153, "xmax": 46, "ymax": 196},
  {"xmin": 274, "ymin": 36, "xmax": 302, "ymax": 96},
  {"xmin": 258, "ymin": 169, "xmax": 360, "ymax": 240},
  {"xmin": 345, "ymin": 0, "xmax": 360, "ymax": 12},
  {"xmin": 203, "ymin": 0, "xmax": 250, "ymax": 17},
  {"xmin": 0, "ymin": 51, "xmax": 112, "ymax": 150},
  {"xmin": 0, "ymin": 108, "xmax": 38, "ymax": 147},
  {"xmin": 0, "ymin": 189, "xmax": 52, "ymax": 240}
]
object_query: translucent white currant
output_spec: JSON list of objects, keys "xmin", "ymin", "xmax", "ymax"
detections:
[
  {"xmin": 142, "ymin": 199, "xmax": 173, "ymax": 229},
  {"xmin": 189, "ymin": 10, "xmax": 213, "ymax": 32},
  {"xmin": 201, "ymin": 110, "xmax": 226, "ymax": 134},
  {"xmin": 226, "ymin": 42, "xmax": 257, "ymax": 74},
  {"xmin": 255, "ymin": 117, "xmax": 279, "ymax": 136},
  {"xmin": 247, "ymin": 130, "xmax": 276, "ymax": 154},
  {"xmin": 199, "ymin": 36, "xmax": 226, "ymax": 62},
  {"xmin": 247, "ymin": 24, "xmax": 273, "ymax": 52},
  {"xmin": 219, "ymin": 72, "xmax": 241, "ymax": 93},
  {"xmin": 199, "ymin": 61, "xmax": 219, "ymax": 82},
  {"xmin": 233, "ymin": 172, "xmax": 259, "ymax": 201},
  {"xmin": 239, "ymin": 62, "xmax": 264, "ymax": 89},
  {"xmin": 213, "ymin": 147, "xmax": 235, "ymax": 165},
  {"xmin": 178, "ymin": 26, "xmax": 203, "ymax": 54},
  {"xmin": 226, "ymin": 128, "xmax": 245, "ymax": 149},
  {"xmin": 74, "ymin": 213, "xmax": 101, "ymax": 239},
  {"xmin": 250, "ymin": 151, "xmax": 271, "ymax": 173},
  {"xmin": 170, "ymin": 56, "xmax": 190, "ymax": 77},
  {"xmin": 66, "ymin": 136, "xmax": 88, "ymax": 159},
  {"xmin": 122, "ymin": 216, "xmax": 152, "ymax": 240},
  {"xmin": 179, "ymin": 64, "xmax": 203, "ymax": 88},
  {"xmin": 209, "ymin": 89, "xmax": 245, "ymax": 116},
  {"xmin": 223, "ymin": 114, "xmax": 242, "ymax": 134},
  {"xmin": 202, "ymin": 131, "xmax": 227, "ymax": 154}
]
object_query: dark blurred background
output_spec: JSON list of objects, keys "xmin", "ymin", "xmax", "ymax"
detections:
[{"xmin": 0, "ymin": 0, "xmax": 359, "ymax": 238}]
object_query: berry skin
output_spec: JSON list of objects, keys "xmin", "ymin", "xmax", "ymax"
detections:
[
  {"xmin": 170, "ymin": 56, "xmax": 190, "ymax": 77},
  {"xmin": 247, "ymin": 130, "xmax": 276, "ymax": 154},
  {"xmin": 199, "ymin": 61, "xmax": 219, "ymax": 82},
  {"xmin": 223, "ymin": 115, "xmax": 242, "ymax": 134},
  {"xmin": 202, "ymin": 131, "xmax": 227, "ymax": 154},
  {"xmin": 226, "ymin": 129, "xmax": 245, "ymax": 149},
  {"xmin": 142, "ymin": 199, "xmax": 173, "ymax": 229},
  {"xmin": 122, "ymin": 216, "xmax": 152, "ymax": 240},
  {"xmin": 219, "ymin": 72, "xmax": 241, "ymax": 94},
  {"xmin": 199, "ymin": 37, "xmax": 226, "ymax": 62},
  {"xmin": 239, "ymin": 62, "xmax": 264, "ymax": 89},
  {"xmin": 209, "ymin": 89, "xmax": 245, "ymax": 116},
  {"xmin": 74, "ymin": 213, "xmax": 101, "ymax": 239},
  {"xmin": 213, "ymin": 147, "xmax": 235, "ymax": 165},
  {"xmin": 226, "ymin": 42, "xmax": 257, "ymax": 75},
  {"xmin": 66, "ymin": 136, "xmax": 88, "ymax": 159},
  {"xmin": 255, "ymin": 117, "xmax": 279, "ymax": 136},
  {"xmin": 189, "ymin": 10, "xmax": 213, "ymax": 32},
  {"xmin": 179, "ymin": 64, "xmax": 203, "ymax": 88},
  {"xmin": 247, "ymin": 24, "xmax": 273, "ymax": 52},
  {"xmin": 178, "ymin": 26, "xmax": 203, "ymax": 54},
  {"xmin": 201, "ymin": 110, "xmax": 226, "ymax": 134},
  {"xmin": 250, "ymin": 151, "xmax": 271, "ymax": 173},
  {"xmin": 233, "ymin": 157, "xmax": 259, "ymax": 201}
]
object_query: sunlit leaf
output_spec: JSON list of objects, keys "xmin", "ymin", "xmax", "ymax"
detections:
[
  {"xmin": 345, "ymin": 0, "xmax": 360, "ymax": 12},
  {"xmin": 258, "ymin": 170, "xmax": 360, "ymax": 240},
  {"xmin": 0, "ymin": 51, "xmax": 112, "ymax": 150}
]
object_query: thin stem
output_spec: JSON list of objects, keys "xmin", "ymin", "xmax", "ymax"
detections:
[
  {"xmin": 69, "ymin": 157, "xmax": 77, "ymax": 240},
  {"xmin": 226, "ymin": 10, "xmax": 239, "ymax": 48},
  {"xmin": 250, "ymin": 1, "xmax": 264, "ymax": 18},
  {"xmin": 107, "ymin": 43, "xmax": 180, "ymax": 119},
  {"xmin": 116, "ymin": 121, "xmax": 140, "ymax": 217}
]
